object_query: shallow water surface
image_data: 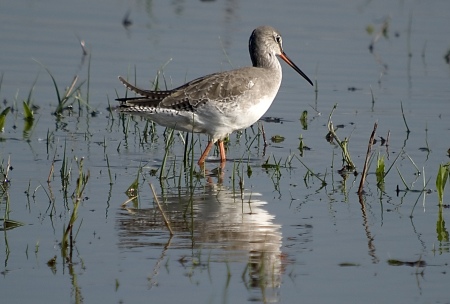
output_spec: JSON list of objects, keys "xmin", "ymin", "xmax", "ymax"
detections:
[{"xmin": 1, "ymin": 0, "xmax": 450, "ymax": 303}]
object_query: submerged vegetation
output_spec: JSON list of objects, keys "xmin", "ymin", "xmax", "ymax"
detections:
[{"xmin": 0, "ymin": 52, "xmax": 448, "ymax": 227}]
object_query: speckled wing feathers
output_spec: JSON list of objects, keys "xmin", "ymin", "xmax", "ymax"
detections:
[{"xmin": 118, "ymin": 68, "xmax": 258, "ymax": 112}]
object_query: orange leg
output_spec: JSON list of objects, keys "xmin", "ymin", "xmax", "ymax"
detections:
[
  {"xmin": 218, "ymin": 140, "xmax": 226, "ymax": 163},
  {"xmin": 198, "ymin": 140, "xmax": 215, "ymax": 165}
]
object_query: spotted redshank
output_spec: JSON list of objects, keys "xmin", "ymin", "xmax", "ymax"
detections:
[{"xmin": 117, "ymin": 25, "xmax": 313, "ymax": 165}]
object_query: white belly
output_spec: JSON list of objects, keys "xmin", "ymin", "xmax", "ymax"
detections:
[{"xmin": 194, "ymin": 94, "xmax": 276, "ymax": 141}]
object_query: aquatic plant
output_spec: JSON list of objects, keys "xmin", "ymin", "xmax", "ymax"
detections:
[
  {"xmin": 326, "ymin": 104, "xmax": 356, "ymax": 172},
  {"xmin": 436, "ymin": 163, "xmax": 450, "ymax": 205},
  {"xmin": 61, "ymin": 157, "xmax": 89, "ymax": 263},
  {"xmin": 0, "ymin": 107, "xmax": 11, "ymax": 132},
  {"xmin": 34, "ymin": 60, "xmax": 86, "ymax": 116}
]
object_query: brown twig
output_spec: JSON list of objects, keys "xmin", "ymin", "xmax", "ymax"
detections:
[
  {"xmin": 386, "ymin": 130, "xmax": 390, "ymax": 159},
  {"xmin": 259, "ymin": 122, "xmax": 267, "ymax": 157},
  {"xmin": 47, "ymin": 161, "xmax": 54, "ymax": 183},
  {"xmin": 121, "ymin": 195, "xmax": 138, "ymax": 208},
  {"xmin": 149, "ymin": 183, "xmax": 173, "ymax": 236},
  {"xmin": 358, "ymin": 122, "xmax": 378, "ymax": 195},
  {"xmin": 260, "ymin": 123, "xmax": 267, "ymax": 146}
]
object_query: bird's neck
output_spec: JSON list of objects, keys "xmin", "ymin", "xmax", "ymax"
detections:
[{"xmin": 251, "ymin": 52, "xmax": 282, "ymax": 72}]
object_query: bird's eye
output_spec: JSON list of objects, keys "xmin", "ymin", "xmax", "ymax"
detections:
[{"xmin": 275, "ymin": 35, "xmax": 282, "ymax": 44}]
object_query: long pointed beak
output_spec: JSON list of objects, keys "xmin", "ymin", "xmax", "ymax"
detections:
[{"xmin": 279, "ymin": 52, "xmax": 313, "ymax": 86}]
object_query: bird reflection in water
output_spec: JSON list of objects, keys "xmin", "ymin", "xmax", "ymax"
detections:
[{"xmin": 117, "ymin": 183, "xmax": 282, "ymax": 302}]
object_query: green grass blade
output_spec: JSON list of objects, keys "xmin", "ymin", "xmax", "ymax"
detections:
[
  {"xmin": 0, "ymin": 107, "xmax": 11, "ymax": 131},
  {"xmin": 396, "ymin": 166, "xmax": 409, "ymax": 190},
  {"xmin": 436, "ymin": 164, "xmax": 449, "ymax": 205},
  {"xmin": 26, "ymin": 73, "xmax": 40, "ymax": 106},
  {"xmin": 23, "ymin": 101, "xmax": 34, "ymax": 121},
  {"xmin": 33, "ymin": 59, "xmax": 62, "ymax": 104},
  {"xmin": 1, "ymin": 219, "xmax": 25, "ymax": 231},
  {"xmin": 376, "ymin": 153, "xmax": 385, "ymax": 184}
]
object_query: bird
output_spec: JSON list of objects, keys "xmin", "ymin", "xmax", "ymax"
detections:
[{"xmin": 117, "ymin": 25, "xmax": 313, "ymax": 165}]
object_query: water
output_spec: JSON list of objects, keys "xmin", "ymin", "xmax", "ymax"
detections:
[{"xmin": 1, "ymin": 0, "xmax": 450, "ymax": 303}]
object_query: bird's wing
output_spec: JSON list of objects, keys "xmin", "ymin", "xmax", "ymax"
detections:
[
  {"xmin": 158, "ymin": 68, "xmax": 257, "ymax": 110},
  {"xmin": 117, "ymin": 68, "xmax": 257, "ymax": 111}
]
